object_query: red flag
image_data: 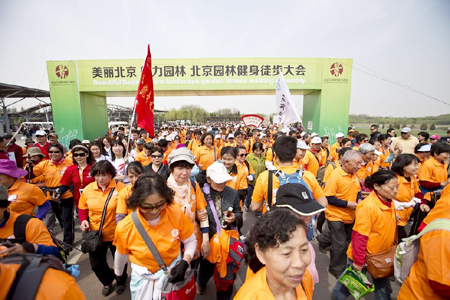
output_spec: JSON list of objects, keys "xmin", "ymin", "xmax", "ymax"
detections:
[{"xmin": 135, "ymin": 45, "xmax": 155, "ymax": 137}]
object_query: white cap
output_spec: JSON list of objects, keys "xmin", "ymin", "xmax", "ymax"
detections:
[
  {"xmin": 336, "ymin": 132, "xmax": 345, "ymax": 138},
  {"xmin": 300, "ymin": 132, "xmax": 307, "ymax": 137},
  {"xmin": 297, "ymin": 141, "xmax": 310, "ymax": 149},
  {"xmin": 166, "ymin": 136, "xmax": 174, "ymax": 142},
  {"xmin": 162, "ymin": 131, "xmax": 169, "ymax": 136},
  {"xmin": 227, "ymin": 133, "xmax": 235, "ymax": 139},
  {"xmin": 36, "ymin": 130, "xmax": 47, "ymax": 136},
  {"xmin": 215, "ymin": 134, "xmax": 221, "ymax": 139},
  {"xmin": 311, "ymin": 132, "xmax": 318, "ymax": 137},
  {"xmin": 260, "ymin": 133, "xmax": 266, "ymax": 137},
  {"xmin": 311, "ymin": 137, "xmax": 322, "ymax": 144},
  {"xmin": 281, "ymin": 127, "xmax": 290, "ymax": 134},
  {"xmin": 401, "ymin": 127, "xmax": 412, "ymax": 133},
  {"xmin": 206, "ymin": 162, "xmax": 233, "ymax": 184},
  {"xmin": 418, "ymin": 144, "xmax": 431, "ymax": 152},
  {"xmin": 374, "ymin": 150, "xmax": 383, "ymax": 155}
]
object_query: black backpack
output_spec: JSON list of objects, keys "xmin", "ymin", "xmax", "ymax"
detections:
[
  {"xmin": 1, "ymin": 253, "xmax": 68, "ymax": 300},
  {"xmin": 13, "ymin": 214, "xmax": 70, "ymax": 263}
]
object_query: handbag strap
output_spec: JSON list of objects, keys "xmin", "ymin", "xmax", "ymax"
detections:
[
  {"xmin": 98, "ymin": 186, "xmax": 115, "ymax": 237},
  {"xmin": 131, "ymin": 210, "xmax": 168, "ymax": 273},
  {"xmin": 206, "ymin": 194, "xmax": 222, "ymax": 237}
]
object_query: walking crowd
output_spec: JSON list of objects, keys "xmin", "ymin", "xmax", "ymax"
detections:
[{"xmin": 0, "ymin": 122, "xmax": 450, "ymax": 300}]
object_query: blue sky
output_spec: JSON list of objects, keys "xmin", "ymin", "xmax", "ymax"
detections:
[{"xmin": 1, "ymin": 0, "xmax": 449, "ymax": 117}]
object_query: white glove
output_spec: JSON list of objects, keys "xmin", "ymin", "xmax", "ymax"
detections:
[{"xmin": 247, "ymin": 174, "xmax": 254, "ymax": 181}]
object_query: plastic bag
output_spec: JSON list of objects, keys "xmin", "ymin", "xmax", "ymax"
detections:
[{"xmin": 338, "ymin": 265, "xmax": 375, "ymax": 300}]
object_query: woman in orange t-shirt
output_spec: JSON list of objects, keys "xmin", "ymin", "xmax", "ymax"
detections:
[
  {"xmin": 391, "ymin": 154, "xmax": 430, "ymax": 239},
  {"xmin": 194, "ymin": 132, "xmax": 219, "ymax": 171},
  {"xmin": 332, "ymin": 170, "xmax": 398, "ymax": 300},
  {"xmin": 167, "ymin": 147, "xmax": 209, "ymax": 264},
  {"xmin": 235, "ymin": 209, "xmax": 313, "ymax": 300},
  {"xmin": 78, "ymin": 160, "xmax": 127, "ymax": 296},
  {"xmin": 116, "ymin": 161, "xmax": 145, "ymax": 223}
]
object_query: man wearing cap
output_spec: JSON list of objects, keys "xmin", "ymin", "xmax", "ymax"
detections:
[
  {"xmin": 251, "ymin": 136, "xmax": 327, "ymax": 214},
  {"xmin": 302, "ymin": 141, "xmax": 320, "ymax": 176},
  {"xmin": 430, "ymin": 134, "xmax": 440, "ymax": 144},
  {"xmin": 35, "ymin": 130, "xmax": 50, "ymax": 157},
  {"xmin": 197, "ymin": 161, "xmax": 242, "ymax": 299},
  {"xmin": 135, "ymin": 138, "xmax": 145, "ymax": 154},
  {"xmin": 23, "ymin": 147, "xmax": 46, "ymax": 181},
  {"xmin": 414, "ymin": 143, "xmax": 431, "ymax": 176},
  {"xmin": 0, "ymin": 185, "xmax": 59, "ymax": 258},
  {"xmin": 0, "ymin": 159, "xmax": 49, "ymax": 219},
  {"xmin": 391, "ymin": 127, "xmax": 419, "ymax": 154},
  {"xmin": 310, "ymin": 136, "xmax": 327, "ymax": 167},
  {"xmin": 323, "ymin": 150, "xmax": 363, "ymax": 278},
  {"xmin": 330, "ymin": 133, "xmax": 345, "ymax": 161},
  {"xmin": 225, "ymin": 133, "xmax": 236, "ymax": 147}
]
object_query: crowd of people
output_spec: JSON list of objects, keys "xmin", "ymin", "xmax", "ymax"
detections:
[{"xmin": 0, "ymin": 122, "xmax": 450, "ymax": 300}]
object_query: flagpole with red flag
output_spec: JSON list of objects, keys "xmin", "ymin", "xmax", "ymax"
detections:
[{"xmin": 126, "ymin": 45, "xmax": 155, "ymax": 157}]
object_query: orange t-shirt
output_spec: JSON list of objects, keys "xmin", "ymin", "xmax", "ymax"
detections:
[
  {"xmin": 114, "ymin": 205, "xmax": 194, "ymax": 273},
  {"xmin": 397, "ymin": 229, "xmax": 450, "ymax": 300},
  {"xmin": 116, "ymin": 184, "xmax": 134, "ymax": 216},
  {"xmin": 235, "ymin": 266, "xmax": 313, "ymax": 300},
  {"xmin": 422, "ymin": 185, "xmax": 450, "ymax": 226},
  {"xmin": 0, "ymin": 210, "xmax": 55, "ymax": 247},
  {"xmin": 7, "ymin": 180, "xmax": 47, "ymax": 216},
  {"xmin": 78, "ymin": 180, "xmax": 126, "ymax": 242},
  {"xmin": 324, "ymin": 167, "xmax": 361, "ymax": 224},
  {"xmin": 135, "ymin": 151, "xmax": 151, "ymax": 166},
  {"xmin": 322, "ymin": 162, "xmax": 340, "ymax": 188},
  {"xmin": 252, "ymin": 166, "xmax": 324, "ymax": 214},
  {"xmin": 32, "ymin": 159, "xmax": 73, "ymax": 200},
  {"xmin": 395, "ymin": 175, "xmax": 420, "ymax": 226},
  {"xmin": 302, "ymin": 150, "xmax": 319, "ymax": 176},
  {"xmin": 347, "ymin": 192, "xmax": 396, "ymax": 260},
  {"xmin": 265, "ymin": 148, "xmax": 278, "ymax": 169},
  {"xmin": 418, "ymin": 156, "xmax": 448, "ymax": 184},
  {"xmin": 194, "ymin": 145, "xmax": 219, "ymax": 171},
  {"xmin": 0, "ymin": 263, "xmax": 86, "ymax": 300},
  {"xmin": 187, "ymin": 139, "xmax": 201, "ymax": 153},
  {"xmin": 355, "ymin": 160, "xmax": 378, "ymax": 181}
]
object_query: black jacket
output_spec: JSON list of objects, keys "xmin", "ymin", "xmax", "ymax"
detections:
[{"xmin": 144, "ymin": 163, "xmax": 170, "ymax": 181}]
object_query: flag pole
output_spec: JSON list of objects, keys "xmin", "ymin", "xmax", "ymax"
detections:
[{"xmin": 125, "ymin": 98, "xmax": 137, "ymax": 158}]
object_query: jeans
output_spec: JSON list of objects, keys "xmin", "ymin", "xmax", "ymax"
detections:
[
  {"xmin": 46, "ymin": 198, "xmax": 75, "ymax": 244},
  {"xmin": 332, "ymin": 259, "xmax": 392, "ymax": 300},
  {"xmin": 328, "ymin": 220, "xmax": 353, "ymax": 276},
  {"xmin": 244, "ymin": 184, "xmax": 254, "ymax": 208}
]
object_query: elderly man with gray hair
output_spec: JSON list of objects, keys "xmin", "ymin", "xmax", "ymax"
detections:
[
  {"xmin": 323, "ymin": 150, "xmax": 363, "ymax": 278},
  {"xmin": 357, "ymin": 143, "xmax": 378, "ymax": 195}
]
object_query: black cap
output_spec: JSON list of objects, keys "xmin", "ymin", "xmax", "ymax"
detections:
[{"xmin": 275, "ymin": 184, "xmax": 326, "ymax": 216}]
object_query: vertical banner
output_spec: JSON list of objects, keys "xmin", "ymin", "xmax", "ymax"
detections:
[
  {"xmin": 135, "ymin": 45, "xmax": 155, "ymax": 137},
  {"xmin": 276, "ymin": 70, "xmax": 302, "ymax": 130}
]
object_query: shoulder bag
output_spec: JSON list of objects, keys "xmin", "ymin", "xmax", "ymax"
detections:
[
  {"xmin": 365, "ymin": 227, "xmax": 397, "ymax": 279},
  {"xmin": 131, "ymin": 211, "xmax": 196, "ymax": 300},
  {"xmin": 81, "ymin": 187, "xmax": 115, "ymax": 253}
]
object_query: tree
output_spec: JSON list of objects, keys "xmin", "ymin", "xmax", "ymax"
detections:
[
  {"xmin": 420, "ymin": 123, "xmax": 428, "ymax": 130},
  {"xmin": 402, "ymin": 123, "xmax": 407, "ymax": 128},
  {"xmin": 430, "ymin": 123, "xmax": 436, "ymax": 130}
]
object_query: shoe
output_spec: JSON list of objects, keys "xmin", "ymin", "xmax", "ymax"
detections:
[
  {"xmin": 318, "ymin": 243, "xmax": 328, "ymax": 255},
  {"xmin": 116, "ymin": 273, "xmax": 128, "ymax": 295},
  {"xmin": 196, "ymin": 282, "xmax": 206, "ymax": 295},
  {"xmin": 116, "ymin": 284, "xmax": 126, "ymax": 295},
  {"xmin": 102, "ymin": 284, "xmax": 115, "ymax": 297}
]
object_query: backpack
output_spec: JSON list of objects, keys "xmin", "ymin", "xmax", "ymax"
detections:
[
  {"xmin": 13, "ymin": 214, "xmax": 70, "ymax": 263},
  {"xmin": 1, "ymin": 253, "xmax": 67, "ymax": 300},
  {"xmin": 394, "ymin": 218, "xmax": 450, "ymax": 283},
  {"xmin": 316, "ymin": 160, "xmax": 336, "ymax": 186},
  {"xmin": 266, "ymin": 169, "xmax": 313, "ymax": 209}
]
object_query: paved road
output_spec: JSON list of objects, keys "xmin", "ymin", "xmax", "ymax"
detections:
[{"xmin": 60, "ymin": 208, "xmax": 401, "ymax": 300}]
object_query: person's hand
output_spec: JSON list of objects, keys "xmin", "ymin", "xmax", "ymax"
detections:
[
  {"xmin": 168, "ymin": 260, "xmax": 189, "ymax": 283},
  {"xmin": 225, "ymin": 211, "xmax": 236, "ymax": 223},
  {"xmin": 51, "ymin": 193, "xmax": 61, "ymax": 201},
  {"xmin": 347, "ymin": 202, "xmax": 358, "ymax": 210},
  {"xmin": 197, "ymin": 210, "xmax": 207, "ymax": 222},
  {"xmin": 80, "ymin": 220, "xmax": 90, "ymax": 232},
  {"xmin": 361, "ymin": 191, "xmax": 370, "ymax": 199},
  {"xmin": 353, "ymin": 263, "xmax": 363, "ymax": 272},
  {"xmin": 201, "ymin": 242, "xmax": 210, "ymax": 258},
  {"xmin": 2, "ymin": 244, "xmax": 28, "ymax": 255},
  {"xmin": 420, "ymin": 204, "xmax": 430, "ymax": 213}
]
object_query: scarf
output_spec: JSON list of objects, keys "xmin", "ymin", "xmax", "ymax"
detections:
[{"xmin": 167, "ymin": 175, "xmax": 194, "ymax": 222}]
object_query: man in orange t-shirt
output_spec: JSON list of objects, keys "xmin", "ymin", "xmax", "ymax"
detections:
[{"xmin": 323, "ymin": 150, "xmax": 362, "ymax": 278}]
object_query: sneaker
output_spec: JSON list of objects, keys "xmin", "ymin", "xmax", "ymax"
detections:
[
  {"xmin": 116, "ymin": 284, "xmax": 126, "ymax": 295},
  {"xmin": 102, "ymin": 284, "xmax": 115, "ymax": 297},
  {"xmin": 116, "ymin": 273, "xmax": 128, "ymax": 295},
  {"xmin": 196, "ymin": 282, "xmax": 206, "ymax": 295}
]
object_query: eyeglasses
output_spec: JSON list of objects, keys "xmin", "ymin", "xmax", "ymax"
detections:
[
  {"xmin": 73, "ymin": 153, "xmax": 86, "ymax": 157},
  {"xmin": 140, "ymin": 200, "xmax": 167, "ymax": 211},
  {"xmin": 238, "ymin": 153, "xmax": 247, "ymax": 157},
  {"xmin": 151, "ymin": 155, "xmax": 163, "ymax": 158},
  {"xmin": 48, "ymin": 151, "xmax": 61, "ymax": 154}
]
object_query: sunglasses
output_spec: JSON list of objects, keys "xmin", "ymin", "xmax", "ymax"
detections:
[
  {"xmin": 238, "ymin": 153, "xmax": 247, "ymax": 157},
  {"xmin": 73, "ymin": 153, "xmax": 86, "ymax": 157},
  {"xmin": 140, "ymin": 200, "xmax": 167, "ymax": 211},
  {"xmin": 36, "ymin": 135, "xmax": 45, "ymax": 138},
  {"xmin": 48, "ymin": 151, "xmax": 61, "ymax": 154},
  {"xmin": 151, "ymin": 155, "xmax": 163, "ymax": 158}
]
